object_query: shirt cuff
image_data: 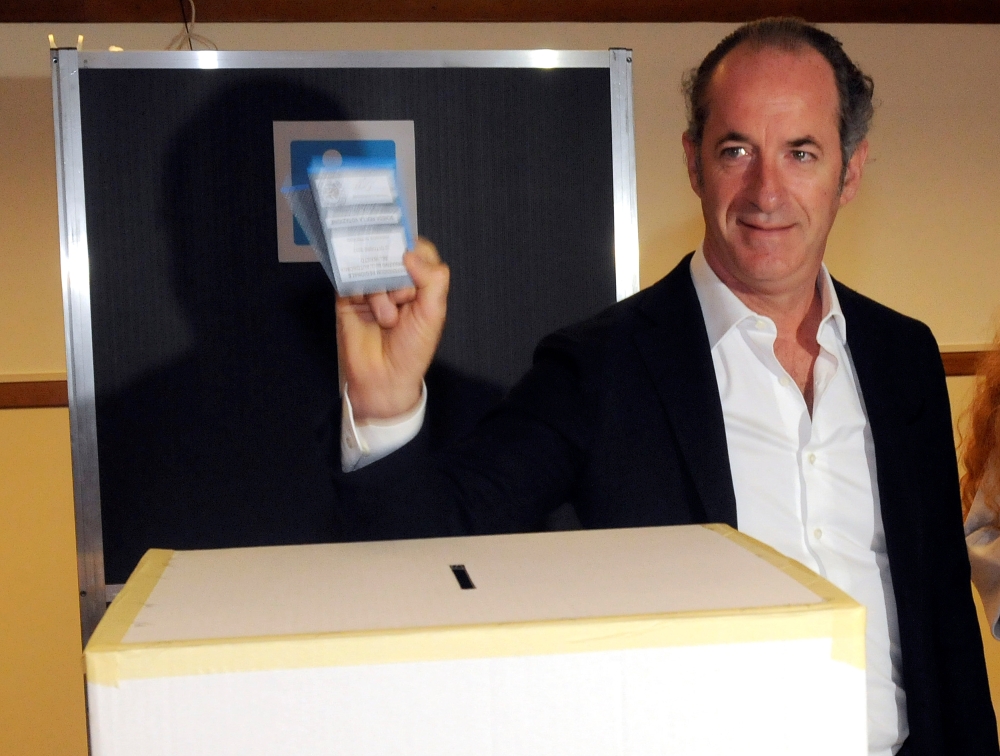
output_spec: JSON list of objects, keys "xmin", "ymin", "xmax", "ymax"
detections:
[{"xmin": 341, "ymin": 382, "xmax": 427, "ymax": 472}]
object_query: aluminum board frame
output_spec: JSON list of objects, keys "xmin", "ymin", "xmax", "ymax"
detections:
[
  {"xmin": 77, "ymin": 49, "xmax": 609, "ymax": 70},
  {"xmin": 52, "ymin": 48, "xmax": 106, "ymax": 644}
]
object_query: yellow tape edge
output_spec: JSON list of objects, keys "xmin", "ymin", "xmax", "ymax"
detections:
[
  {"xmin": 85, "ymin": 549, "xmax": 175, "ymax": 681},
  {"xmin": 85, "ymin": 529, "xmax": 866, "ymax": 685},
  {"xmin": 87, "ymin": 601, "xmax": 864, "ymax": 686},
  {"xmin": 702, "ymin": 523, "xmax": 866, "ymax": 669}
]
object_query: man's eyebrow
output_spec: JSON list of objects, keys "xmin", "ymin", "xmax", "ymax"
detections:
[
  {"xmin": 788, "ymin": 137, "xmax": 821, "ymax": 149},
  {"xmin": 713, "ymin": 131, "xmax": 751, "ymax": 149}
]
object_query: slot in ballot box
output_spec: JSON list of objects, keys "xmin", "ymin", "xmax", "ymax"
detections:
[{"xmin": 85, "ymin": 524, "xmax": 867, "ymax": 755}]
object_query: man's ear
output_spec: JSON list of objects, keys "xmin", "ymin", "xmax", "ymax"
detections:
[
  {"xmin": 839, "ymin": 139, "xmax": 868, "ymax": 206},
  {"xmin": 682, "ymin": 132, "xmax": 703, "ymax": 198}
]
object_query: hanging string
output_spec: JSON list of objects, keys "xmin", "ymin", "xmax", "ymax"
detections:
[{"xmin": 166, "ymin": 0, "xmax": 218, "ymax": 52}]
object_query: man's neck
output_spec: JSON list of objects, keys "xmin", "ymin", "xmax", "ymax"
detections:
[
  {"xmin": 702, "ymin": 249, "xmax": 825, "ymax": 413},
  {"xmin": 774, "ymin": 289, "xmax": 823, "ymax": 415},
  {"xmin": 703, "ymin": 259, "xmax": 823, "ymax": 336}
]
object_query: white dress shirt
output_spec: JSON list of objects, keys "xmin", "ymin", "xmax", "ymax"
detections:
[
  {"xmin": 343, "ymin": 246, "xmax": 908, "ymax": 754},
  {"xmin": 690, "ymin": 247, "xmax": 906, "ymax": 756},
  {"xmin": 342, "ymin": 380, "xmax": 426, "ymax": 472}
]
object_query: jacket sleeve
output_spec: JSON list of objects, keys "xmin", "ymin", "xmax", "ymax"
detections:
[{"xmin": 332, "ymin": 330, "xmax": 599, "ymax": 542}]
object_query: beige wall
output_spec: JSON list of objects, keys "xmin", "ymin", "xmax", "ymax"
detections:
[
  {"xmin": 1, "ymin": 22, "xmax": 998, "ymax": 754},
  {"xmin": 0, "ymin": 408, "xmax": 87, "ymax": 756},
  {"xmin": 0, "ymin": 72, "xmax": 64, "ymax": 380}
]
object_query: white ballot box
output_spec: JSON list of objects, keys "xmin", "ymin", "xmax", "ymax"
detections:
[{"xmin": 85, "ymin": 524, "xmax": 867, "ymax": 755}]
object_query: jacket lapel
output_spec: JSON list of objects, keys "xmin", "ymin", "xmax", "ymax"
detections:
[
  {"xmin": 836, "ymin": 281, "xmax": 923, "ymax": 526},
  {"xmin": 835, "ymin": 281, "xmax": 925, "ymax": 609},
  {"xmin": 633, "ymin": 255, "xmax": 738, "ymax": 528}
]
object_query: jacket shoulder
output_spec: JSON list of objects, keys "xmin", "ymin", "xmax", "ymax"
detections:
[
  {"xmin": 834, "ymin": 278, "xmax": 937, "ymax": 347},
  {"xmin": 833, "ymin": 278, "xmax": 944, "ymax": 400}
]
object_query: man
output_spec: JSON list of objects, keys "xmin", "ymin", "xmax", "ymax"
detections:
[{"xmin": 335, "ymin": 19, "xmax": 998, "ymax": 756}]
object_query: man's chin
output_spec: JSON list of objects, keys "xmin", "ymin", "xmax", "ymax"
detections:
[{"xmin": 727, "ymin": 245, "xmax": 818, "ymax": 284}]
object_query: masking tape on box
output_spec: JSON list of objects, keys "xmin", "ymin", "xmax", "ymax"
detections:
[
  {"xmin": 89, "ymin": 548, "xmax": 173, "ymax": 648},
  {"xmin": 86, "ymin": 537, "xmax": 865, "ymax": 687},
  {"xmin": 702, "ymin": 523, "xmax": 867, "ymax": 670}
]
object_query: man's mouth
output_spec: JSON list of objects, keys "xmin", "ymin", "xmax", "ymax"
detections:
[{"xmin": 737, "ymin": 219, "xmax": 794, "ymax": 233}]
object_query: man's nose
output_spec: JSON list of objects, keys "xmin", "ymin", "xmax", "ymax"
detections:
[{"xmin": 744, "ymin": 155, "xmax": 783, "ymax": 212}]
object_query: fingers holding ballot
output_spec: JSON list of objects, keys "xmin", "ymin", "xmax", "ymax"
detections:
[{"xmin": 337, "ymin": 238, "xmax": 450, "ymax": 421}]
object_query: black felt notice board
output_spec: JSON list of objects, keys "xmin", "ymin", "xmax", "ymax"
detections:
[{"xmin": 76, "ymin": 62, "xmax": 617, "ymax": 584}]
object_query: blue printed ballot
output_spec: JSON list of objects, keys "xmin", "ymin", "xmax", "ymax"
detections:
[{"xmin": 282, "ymin": 143, "xmax": 414, "ymax": 296}]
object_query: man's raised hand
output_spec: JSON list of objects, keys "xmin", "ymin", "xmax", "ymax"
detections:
[{"xmin": 336, "ymin": 238, "xmax": 449, "ymax": 421}]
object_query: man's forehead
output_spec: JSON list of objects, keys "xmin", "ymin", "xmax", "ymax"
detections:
[
  {"xmin": 714, "ymin": 42, "xmax": 834, "ymax": 86},
  {"xmin": 702, "ymin": 43, "xmax": 840, "ymax": 127}
]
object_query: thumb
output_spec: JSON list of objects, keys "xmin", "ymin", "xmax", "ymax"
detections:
[
  {"xmin": 405, "ymin": 237, "xmax": 444, "ymax": 285},
  {"xmin": 404, "ymin": 238, "xmax": 449, "ymax": 325}
]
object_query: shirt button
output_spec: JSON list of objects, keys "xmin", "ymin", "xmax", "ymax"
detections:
[
  {"xmin": 808, "ymin": 453, "xmax": 817, "ymax": 465},
  {"xmin": 755, "ymin": 319, "xmax": 767, "ymax": 330},
  {"xmin": 813, "ymin": 528, "xmax": 823, "ymax": 540},
  {"xmin": 780, "ymin": 376, "xmax": 791, "ymax": 387}
]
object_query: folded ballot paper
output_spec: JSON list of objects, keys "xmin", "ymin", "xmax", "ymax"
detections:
[{"xmin": 282, "ymin": 155, "xmax": 415, "ymax": 296}]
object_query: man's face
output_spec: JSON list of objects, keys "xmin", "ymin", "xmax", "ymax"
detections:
[{"xmin": 682, "ymin": 44, "xmax": 867, "ymax": 300}]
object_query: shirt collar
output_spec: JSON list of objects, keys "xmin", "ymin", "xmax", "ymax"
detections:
[{"xmin": 688, "ymin": 242, "xmax": 847, "ymax": 349}]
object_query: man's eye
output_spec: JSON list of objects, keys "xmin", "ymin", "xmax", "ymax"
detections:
[
  {"xmin": 720, "ymin": 146, "xmax": 748, "ymax": 159},
  {"xmin": 791, "ymin": 150, "xmax": 814, "ymax": 162}
]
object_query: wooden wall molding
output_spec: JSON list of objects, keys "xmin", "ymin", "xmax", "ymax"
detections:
[
  {"xmin": 941, "ymin": 351, "xmax": 987, "ymax": 378},
  {"xmin": 0, "ymin": 380, "xmax": 69, "ymax": 410},
  {"xmin": 0, "ymin": 350, "xmax": 990, "ymax": 409},
  {"xmin": 3, "ymin": 0, "xmax": 1000, "ymax": 24}
]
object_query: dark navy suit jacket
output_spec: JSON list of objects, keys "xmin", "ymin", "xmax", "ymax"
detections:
[{"xmin": 338, "ymin": 255, "xmax": 998, "ymax": 754}]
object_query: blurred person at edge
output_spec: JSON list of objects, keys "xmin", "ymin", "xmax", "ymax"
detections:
[{"xmin": 964, "ymin": 331, "xmax": 1000, "ymax": 639}]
